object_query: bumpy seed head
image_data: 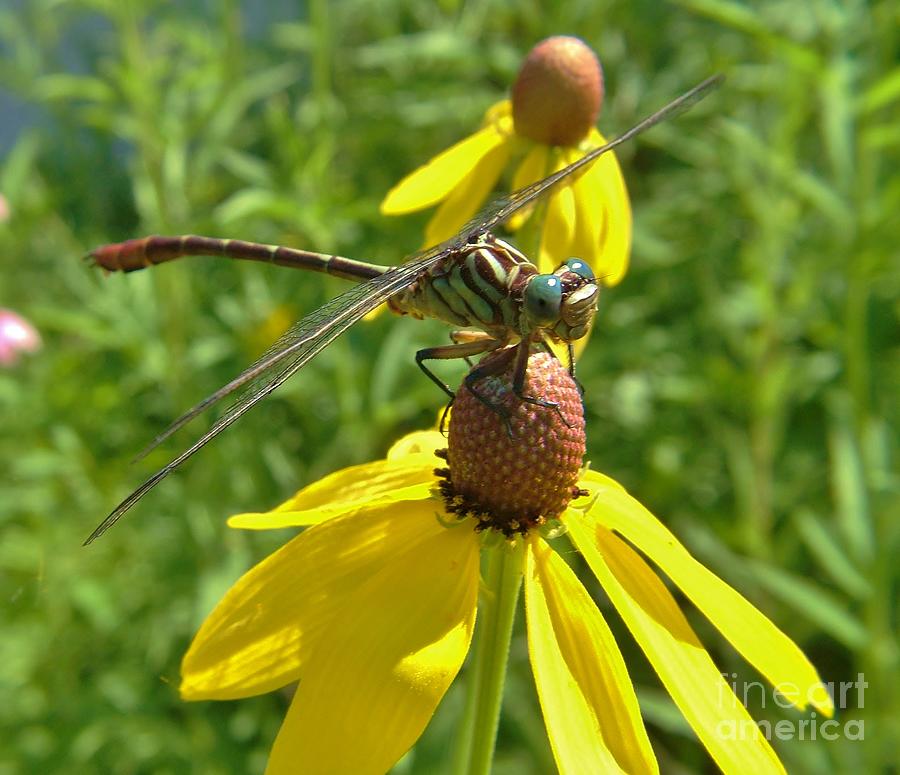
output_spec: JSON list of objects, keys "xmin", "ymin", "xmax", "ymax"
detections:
[
  {"xmin": 440, "ymin": 349, "xmax": 586, "ymax": 536},
  {"xmin": 511, "ymin": 35, "xmax": 604, "ymax": 147}
]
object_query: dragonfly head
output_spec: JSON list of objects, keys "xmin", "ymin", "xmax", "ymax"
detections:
[{"xmin": 522, "ymin": 258, "xmax": 599, "ymax": 343}]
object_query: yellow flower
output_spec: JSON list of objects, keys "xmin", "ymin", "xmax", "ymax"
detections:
[
  {"xmin": 380, "ymin": 36, "xmax": 632, "ymax": 285},
  {"xmin": 181, "ymin": 354, "xmax": 832, "ymax": 775}
]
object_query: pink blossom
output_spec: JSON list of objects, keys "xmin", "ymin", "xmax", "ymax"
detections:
[{"xmin": 0, "ymin": 308, "xmax": 42, "ymax": 366}]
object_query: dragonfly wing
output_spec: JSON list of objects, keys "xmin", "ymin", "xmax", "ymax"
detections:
[
  {"xmin": 86, "ymin": 243, "xmax": 449, "ymax": 544},
  {"xmin": 131, "ymin": 74, "xmax": 724, "ymax": 463},
  {"xmin": 89, "ymin": 75, "xmax": 723, "ymax": 543},
  {"xmin": 460, "ymin": 74, "xmax": 724, "ymax": 242}
]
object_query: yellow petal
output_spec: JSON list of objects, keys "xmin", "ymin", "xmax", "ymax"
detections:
[
  {"xmin": 506, "ymin": 144, "xmax": 549, "ymax": 232},
  {"xmin": 581, "ymin": 477, "xmax": 834, "ymax": 715},
  {"xmin": 570, "ymin": 150, "xmax": 603, "ymax": 268},
  {"xmin": 538, "ymin": 151, "xmax": 578, "ymax": 273},
  {"xmin": 545, "ymin": 339, "xmax": 572, "ymax": 372},
  {"xmin": 585, "ymin": 129, "xmax": 632, "ymax": 286},
  {"xmin": 228, "ymin": 455, "xmax": 436, "ymax": 529},
  {"xmin": 525, "ymin": 538, "xmax": 658, "ymax": 775},
  {"xmin": 483, "ymin": 98, "xmax": 512, "ymax": 126},
  {"xmin": 362, "ymin": 303, "xmax": 386, "ymax": 321},
  {"xmin": 579, "ymin": 467, "xmax": 627, "ymax": 492},
  {"xmin": 264, "ymin": 504, "xmax": 479, "ymax": 775},
  {"xmin": 387, "ymin": 429, "xmax": 446, "ymax": 458},
  {"xmin": 423, "ymin": 139, "xmax": 510, "ymax": 246},
  {"xmin": 380, "ymin": 124, "xmax": 507, "ymax": 215},
  {"xmin": 569, "ymin": 521, "xmax": 788, "ymax": 775},
  {"xmin": 182, "ymin": 499, "xmax": 472, "ymax": 700}
]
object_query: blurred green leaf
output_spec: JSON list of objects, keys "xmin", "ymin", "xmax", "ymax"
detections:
[
  {"xmin": 747, "ymin": 560, "xmax": 868, "ymax": 650},
  {"xmin": 793, "ymin": 509, "xmax": 871, "ymax": 600}
]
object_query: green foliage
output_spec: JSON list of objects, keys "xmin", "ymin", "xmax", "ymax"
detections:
[{"xmin": 1, "ymin": 1, "xmax": 896, "ymax": 773}]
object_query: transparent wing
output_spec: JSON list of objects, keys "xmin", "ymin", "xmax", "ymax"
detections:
[
  {"xmin": 133, "ymin": 74, "xmax": 723, "ymax": 464},
  {"xmin": 85, "ymin": 243, "xmax": 448, "ymax": 544},
  {"xmin": 461, "ymin": 73, "xmax": 724, "ymax": 240},
  {"xmin": 87, "ymin": 74, "xmax": 723, "ymax": 543}
]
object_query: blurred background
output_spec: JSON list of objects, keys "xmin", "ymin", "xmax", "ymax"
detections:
[{"xmin": 1, "ymin": 1, "xmax": 897, "ymax": 773}]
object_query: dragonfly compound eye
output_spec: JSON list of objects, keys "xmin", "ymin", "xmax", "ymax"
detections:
[
  {"xmin": 524, "ymin": 274, "xmax": 563, "ymax": 327},
  {"xmin": 562, "ymin": 257, "xmax": 594, "ymax": 281}
]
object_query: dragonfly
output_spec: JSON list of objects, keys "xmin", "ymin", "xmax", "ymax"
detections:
[{"xmin": 84, "ymin": 73, "xmax": 723, "ymax": 545}]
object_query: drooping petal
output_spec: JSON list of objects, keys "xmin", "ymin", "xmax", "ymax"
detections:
[
  {"xmin": 264, "ymin": 507, "xmax": 479, "ymax": 775},
  {"xmin": 423, "ymin": 138, "xmax": 510, "ymax": 246},
  {"xmin": 568, "ymin": 521, "xmax": 788, "ymax": 775},
  {"xmin": 570, "ymin": 150, "xmax": 604, "ymax": 268},
  {"xmin": 539, "ymin": 151, "xmax": 578, "ymax": 273},
  {"xmin": 524, "ymin": 538, "xmax": 658, "ymax": 775},
  {"xmin": 579, "ymin": 476, "xmax": 834, "ymax": 715},
  {"xmin": 506, "ymin": 144, "xmax": 549, "ymax": 231},
  {"xmin": 182, "ymin": 499, "xmax": 474, "ymax": 700},
  {"xmin": 228, "ymin": 455, "xmax": 436, "ymax": 529},
  {"xmin": 584, "ymin": 129, "xmax": 631, "ymax": 286},
  {"xmin": 483, "ymin": 98, "xmax": 513, "ymax": 127},
  {"xmin": 380, "ymin": 124, "xmax": 507, "ymax": 215}
]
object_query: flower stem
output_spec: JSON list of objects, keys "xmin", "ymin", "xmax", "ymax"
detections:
[{"xmin": 451, "ymin": 539, "xmax": 525, "ymax": 775}]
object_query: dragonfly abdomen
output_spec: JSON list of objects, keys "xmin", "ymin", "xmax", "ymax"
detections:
[
  {"xmin": 389, "ymin": 237, "xmax": 535, "ymax": 335},
  {"xmin": 89, "ymin": 235, "xmax": 387, "ymax": 282}
]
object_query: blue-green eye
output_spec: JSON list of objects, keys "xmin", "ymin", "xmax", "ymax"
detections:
[
  {"xmin": 525, "ymin": 274, "xmax": 562, "ymax": 325},
  {"xmin": 564, "ymin": 257, "xmax": 594, "ymax": 281}
]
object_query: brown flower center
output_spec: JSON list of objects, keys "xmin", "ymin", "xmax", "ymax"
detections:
[
  {"xmin": 436, "ymin": 349, "xmax": 587, "ymax": 536},
  {"xmin": 511, "ymin": 35, "xmax": 604, "ymax": 147}
]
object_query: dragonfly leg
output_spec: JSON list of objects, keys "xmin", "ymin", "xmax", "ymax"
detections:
[
  {"xmin": 436, "ymin": 330, "xmax": 494, "ymax": 435},
  {"xmin": 462, "ymin": 345, "xmax": 518, "ymax": 437},
  {"xmin": 416, "ymin": 335, "xmax": 505, "ymax": 400},
  {"xmin": 566, "ymin": 342, "xmax": 586, "ymax": 400},
  {"xmin": 450, "ymin": 329, "xmax": 494, "ymax": 368},
  {"xmin": 510, "ymin": 340, "xmax": 574, "ymax": 429},
  {"xmin": 439, "ymin": 397, "xmax": 454, "ymax": 436}
]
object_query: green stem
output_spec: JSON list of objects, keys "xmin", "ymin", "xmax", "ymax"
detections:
[{"xmin": 451, "ymin": 540, "xmax": 525, "ymax": 775}]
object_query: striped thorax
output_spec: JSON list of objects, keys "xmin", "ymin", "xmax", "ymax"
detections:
[{"xmin": 387, "ymin": 235, "xmax": 600, "ymax": 346}]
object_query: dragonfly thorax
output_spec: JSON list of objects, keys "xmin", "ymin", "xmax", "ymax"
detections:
[
  {"xmin": 387, "ymin": 236, "xmax": 535, "ymax": 338},
  {"xmin": 388, "ymin": 236, "xmax": 599, "ymax": 346}
]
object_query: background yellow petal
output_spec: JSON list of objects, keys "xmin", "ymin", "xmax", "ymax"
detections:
[
  {"xmin": 525, "ymin": 538, "xmax": 658, "ymax": 775},
  {"xmin": 506, "ymin": 144, "xmax": 548, "ymax": 231},
  {"xmin": 483, "ymin": 98, "xmax": 512, "ymax": 125},
  {"xmin": 380, "ymin": 125, "xmax": 506, "ymax": 214},
  {"xmin": 538, "ymin": 152, "xmax": 577, "ymax": 273},
  {"xmin": 387, "ymin": 429, "xmax": 446, "ymax": 458},
  {"xmin": 569, "ymin": 522, "xmax": 788, "ymax": 775},
  {"xmin": 586, "ymin": 129, "xmax": 632, "ymax": 286},
  {"xmin": 182, "ymin": 499, "xmax": 471, "ymax": 700},
  {"xmin": 264, "ymin": 504, "xmax": 479, "ymax": 775},
  {"xmin": 583, "ymin": 479, "xmax": 834, "ymax": 715},
  {"xmin": 423, "ymin": 140, "xmax": 510, "ymax": 246},
  {"xmin": 228, "ymin": 455, "xmax": 436, "ymax": 529},
  {"xmin": 570, "ymin": 149, "xmax": 603, "ymax": 268}
]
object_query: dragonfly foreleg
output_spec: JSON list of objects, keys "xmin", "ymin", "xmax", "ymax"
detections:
[
  {"xmin": 509, "ymin": 339, "xmax": 573, "ymax": 430},
  {"xmin": 416, "ymin": 334, "xmax": 505, "ymax": 400},
  {"xmin": 462, "ymin": 344, "xmax": 519, "ymax": 437},
  {"xmin": 566, "ymin": 342, "xmax": 586, "ymax": 400},
  {"xmin": 450, "ymin": 329, "xmax": 498, "ymax": 368}
]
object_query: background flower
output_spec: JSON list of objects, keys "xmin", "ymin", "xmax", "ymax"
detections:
[
  {"xmin": 0, "ymin": 307, "xmax": 41, "ymax": 366},
  {"xmin": 380, "ymin": 36, "xmax": 632, "ymax": 285}
]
